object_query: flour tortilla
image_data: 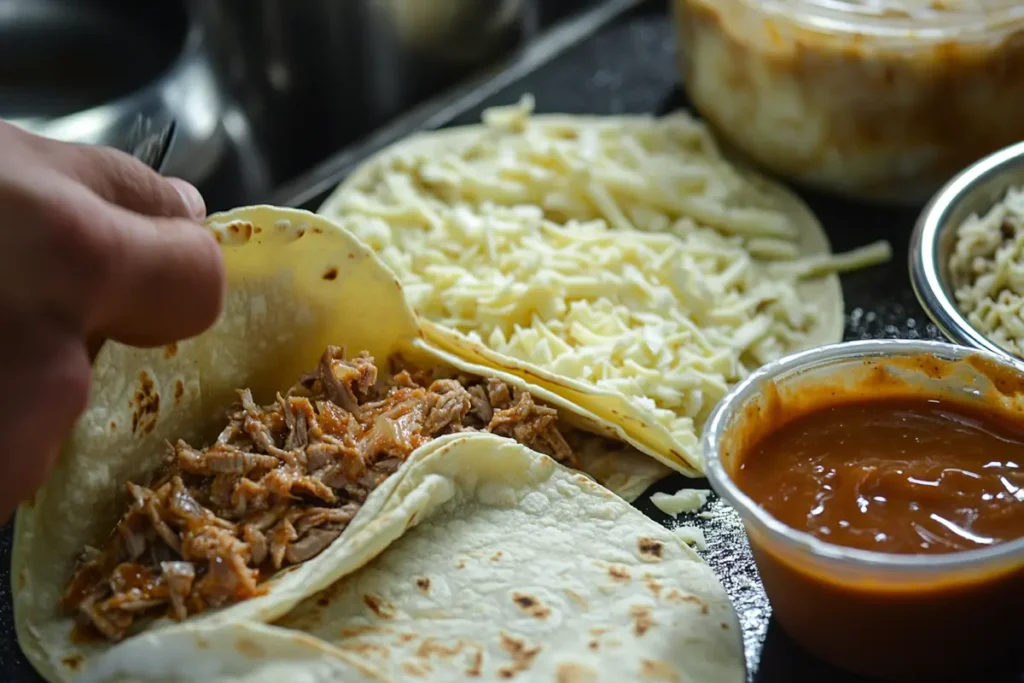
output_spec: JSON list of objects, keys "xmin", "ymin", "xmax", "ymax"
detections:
[
  {"xmin": 11, "ymin": 206, "xmax": 673, "ymax": 683},
  {"xmin": 76, "ymin": 434, "xmax": 745, "ymax": 683},
  {"xmin": 318, "ymin": 118, "xmax": 844, "ymax": 477}
]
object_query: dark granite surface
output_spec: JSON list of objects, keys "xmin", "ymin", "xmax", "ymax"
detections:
[{"xmin": 1, "ymin": 4, "xmax": 1021, "ymax": 682}]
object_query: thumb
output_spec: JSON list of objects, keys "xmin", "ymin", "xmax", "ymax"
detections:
[{"xmin": 90, "ymin": 207, "xmax": 226, "ymax": 348}]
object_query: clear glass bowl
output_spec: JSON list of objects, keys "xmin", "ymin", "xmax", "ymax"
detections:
[
  {"xmin": 702, "ymin": 339, "xmax": 1024, "ymax": 680},
  {"xmin": 673, "ymin": 0, "xmax": 1024, "ymax": 205}
]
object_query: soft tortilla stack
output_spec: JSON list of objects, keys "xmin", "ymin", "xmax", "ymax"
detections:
[
  {"xmin": 13, "ymin": 207, "xmax": 747, "ymax": 683},
  {"xmin": 79, "ymin": 435, "xmax": 745, "ymax": 683}
]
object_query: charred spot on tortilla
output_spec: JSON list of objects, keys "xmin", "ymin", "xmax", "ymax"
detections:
[
  {"xmin": 402, "ymin": 661, "xmax": 430, "ymax": 677},
  {"xmin": 467, "ymin": 648, "xmax": 484, "ymax": 676},
  {"xmin": 164, "ymin": 343, "xmax": 178, "ymax": 359},
  {"xmin": 512, "ymin": 592, "xmax": 550, "ymax": 620},
  {"xmin": 59, "ymin": 346, "xmax": 577, "ymax": 643},
  {"xmin": 608, "ymin": 565, "xmax": 631, "ymax": 582},
  {"xmin": 226, "ymin": 221, "xmax": 254, "ymax": 243},
  {"xmin": 130, "ymin": 370, "xmax": 160, "ymax": 436},
  {"xmin": 415, "ymin": 577, "xmax": 430, "ymax": 593},
  {"xmin": 630, "ymin": 605, "xmax": 655, "ymax": 637},
  {"xmin": 60, "ymin": 654, "xmax": 84, "ymax": 672},
  {"xmin": 640, "ymin": 659, "xmax": 678, "ymax": 681},
  {"xmin": 363, "ymin": 593, "xmax": 395, "ymax": 620},
  {"xmin": 498, "ymin": 632, "xmax": 542, "ymax": 678},
  {"xmin": 490, "ymin": 551, "xmax": 503, "ymax": 562},
  {"xmin": 565, "ymin": 590, "xmax": 589, "ymax": 610},
  {"xmin": 339, "ymin": 625, "xmax": 393, "ymax": 639},
  {"xmin": 323, "ymin": 267, "xmax": 339, "ymax": 281},
  {"xmin": 556, "ymin": 662, "xmax": 599, "ymax": 683},
  {"xmin": 666, "ymin": 589, "xmax": 708, "ymax": 614},
  {"xmin": 416, "ymin": 637, "xmax": 471, "ymax": 659},
  {"xmin": 637, "ymin": 537, "xmax": 664, "ymax": 561},
  {"xmin": 341, "ymin": 641, "xmax": 389, "ymax": 658},
  {"xmin": 234, "ymin": 637, "xmax": 265, "ymax": 658}
]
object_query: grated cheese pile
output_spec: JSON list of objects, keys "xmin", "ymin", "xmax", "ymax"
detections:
[
  {"xmin": 949, "ymin": 185, "xmax": 1024, "ymax": 358},
  {"xmin": 673, "ymin": 525, "xmax": 708, "ymax": 551},
  {"xmin": 651, "ymin": 488, "xmax": 711, "ymax": 517},
  {"xmin": 330, "ymin": 96, "xmax": 890, "ymax": 466}
]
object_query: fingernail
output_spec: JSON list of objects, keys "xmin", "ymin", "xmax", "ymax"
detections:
[{"xmin": 167, "ymin": 177, "xmax": 207, "ymax": 220}]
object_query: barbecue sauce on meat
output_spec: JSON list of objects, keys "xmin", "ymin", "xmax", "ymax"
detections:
[{"xmin": 62, "ymin": 346, "xmax": 576, "ymax": 643}]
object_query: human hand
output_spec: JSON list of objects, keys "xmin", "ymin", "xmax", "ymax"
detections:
[{"xmin": 0, "ymin": 120, "xmax": 226, "ymax": 523}]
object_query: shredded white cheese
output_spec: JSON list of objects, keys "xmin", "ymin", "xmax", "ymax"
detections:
[
  {"xmin": 651, "ymin": 488, "xmax": 711, "ymax": 516},
  {"xmin": 949, "ymin": 186, "xmax": 1024, "ymax": 359},
  {"xmin": 672, "ymin": 525, "xmax": 708, "ymax": 551},
  {"xmin": 330, "ymin": 96, "xmax": 890, "ymax": 466}
]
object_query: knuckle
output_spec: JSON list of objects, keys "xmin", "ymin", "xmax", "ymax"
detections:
[{"xmin": 87, "ymin": 147, "xmax": 184, "ymax": 217}]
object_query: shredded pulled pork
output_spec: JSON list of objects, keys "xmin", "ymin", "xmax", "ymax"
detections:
[{"xmin": 61, "ymin": 347, "xmax": 575, "ymax": 642}]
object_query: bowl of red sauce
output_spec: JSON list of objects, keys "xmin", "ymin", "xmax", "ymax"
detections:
[{"xmin": 703, "ymin": 339, "xmax": 1024, "ymax": 681}]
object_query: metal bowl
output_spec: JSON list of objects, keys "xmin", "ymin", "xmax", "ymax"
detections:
[
  {"xmin": 909, "ymin": 140, "xmax": 1024, "ymax": 360},
  {"xmin": 702, "ymin": 338, "xmax": 1024, "ymax": 679},
  {"xmin": 192, "ymin": 0, "xmax": 536, "ymax": 186},
  {"xmin": 1, "ymin": 0, "xmax": 228, "ymax": 187}
]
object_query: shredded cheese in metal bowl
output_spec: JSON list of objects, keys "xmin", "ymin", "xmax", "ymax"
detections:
[
  {"xmin": 325, "ymin": 97, "xmax": 890, "ymax": 468},
  {"xmin": 949, "ymin": 186, "xmax": 1024, "ymax": 358}
]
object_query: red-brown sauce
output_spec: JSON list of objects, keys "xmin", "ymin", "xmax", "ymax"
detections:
[{"xmin": 736, "ymin": 396, "xmax": 1024, "ymax": 554}]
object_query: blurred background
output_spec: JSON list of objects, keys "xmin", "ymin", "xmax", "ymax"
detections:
[{"xmin": 0, "ymin": 0, "xmax": 603, "ymax": 211}]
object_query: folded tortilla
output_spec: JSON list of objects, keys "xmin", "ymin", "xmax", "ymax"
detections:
[
  {"xmin": 11, "ymin": 206, "xmax": 685, "ymax": 682},
  {"xmin": 317, "ymin": 111, "xmax": 845, "ymax": 480},
  {"xmin": 75, "ymin": 434, "xmax": 745, "ymax": 683}
]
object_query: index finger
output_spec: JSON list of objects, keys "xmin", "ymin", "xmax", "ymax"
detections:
[
  {"xmin": 30, "ymin": 191, "xmax": 228, "ymax": 348},
  {"xmin": 60, "ymin": 144, "xmax": 206, "ymax": 221},
  {"xmin": 93, "ymin": 207, "xmax": 226, "ymax": 347}
]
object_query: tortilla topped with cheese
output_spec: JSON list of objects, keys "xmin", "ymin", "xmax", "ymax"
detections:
[{"xmin": 318, "ymin": 97, "xmax": 890, "ymax": 479}]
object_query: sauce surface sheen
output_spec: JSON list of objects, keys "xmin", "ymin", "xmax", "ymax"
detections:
[{"xmin": 737, "ymin": 396, "xmax": 1024, "ymax": 554}]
